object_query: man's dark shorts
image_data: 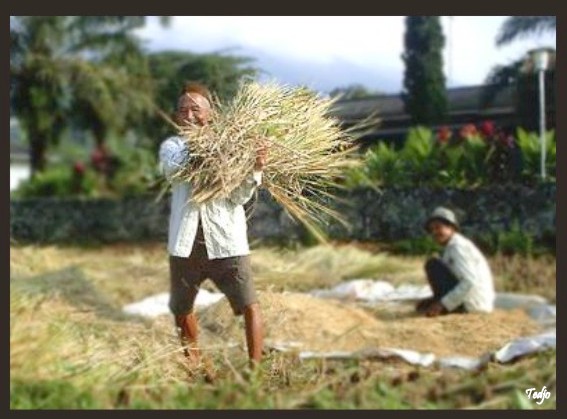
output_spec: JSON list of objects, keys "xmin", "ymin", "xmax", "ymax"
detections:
[{"xmin": 168, "ymin": 223, "xmax": 257, "ymax": 316}]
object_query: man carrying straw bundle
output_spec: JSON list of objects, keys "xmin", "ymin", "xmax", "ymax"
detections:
[{"xmin": 158, "ymin": 82, "xmax": 267, "ymax": 369}]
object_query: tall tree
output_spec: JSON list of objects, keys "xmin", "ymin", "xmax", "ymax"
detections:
[
  {"xmin": 401, "ymin": 16, "xmax": 448, "ymax": 125},
  {"xmin": 482, "ymin": 16, "xmax": 556, "ymax": 131},
  {"xmin": 482, "ymin": 48, "xmax": 556, "ymax": 132},
  {"xmin": 144, "ymin": 50, "xmax": 258, "ymax": 148},
  {"xmin": 496, "ymin": 16, "xmax": 556, "ymax": 46},
  {"xmin": 10, "ymin": 16, "xmax": 169, "ymax": 174},
  {"xmin": 329, "ymin": 84, "xmax": 380, "ymax": 100}
]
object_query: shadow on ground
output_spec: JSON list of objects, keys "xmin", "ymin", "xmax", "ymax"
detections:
[{"xmin": 11, "ymin": 266, "xmax": 145, "ymax": 323}]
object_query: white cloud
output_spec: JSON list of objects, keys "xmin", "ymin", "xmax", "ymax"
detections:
[
  {"xmin": 444, "ymin": 16, "xmax": 556, "ymax": 86},
  {"xmin": 137, "ymin": 16, "xmax": 556, "ymax": 92},
  {"xmin": 140, "ymin": 16, "xmax": 404, "ymax": 63}
]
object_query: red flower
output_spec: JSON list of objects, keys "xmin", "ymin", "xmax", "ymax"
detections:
[
  {"xmin": 73, "ymin": 161, "xmax": 85, "ymax": 175},
  {"xmin": 479, "ymin": 120, "xmax": 496, "ymax": 138},
  {"xmin": 91, "ymin": 145, "xmax": 109, "ymax": 171},
  {"xmin": 459, "ymin": 123, "xmax": 478, "ymax": 139},
  {"xmin": 437, "ymin": 126, "xmax": 452, "ymax": 144}
]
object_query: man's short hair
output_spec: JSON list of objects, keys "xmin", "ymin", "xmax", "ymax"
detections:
[{"xmin": 181, "ymin": 82, "xmax": 213, "ymax": 105}]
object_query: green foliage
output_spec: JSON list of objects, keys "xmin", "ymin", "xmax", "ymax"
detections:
[
  {"xmin": 345, "ymin": 127, "xmax": 452, "ymax": 187},
  {"xmin": 496, "ymin": 16, "xmax": 556, "ymax": 46},
  {"xmin": 104, "ymin": 135, "xmax": 162, "ymax": 196},
  {"xmin": 390, "ymin": 225, "xmax": 544, "ymax": 257},
  {"xmin": 472, "ymin": 223, "xmax": 540, "ymax": 257},
  {"xmin": 344, "ymin": 142, "xmax": 404, "ymax": 188},
  {"xmin": 345, "ymin": 128, "xmax": 444, "ymax": 188},
  {"xmin": 329, "ymin": 84, "xmax": 381, "ymax": 99},
  {"xmin": 11, "ymin": 380, "xmax": 99, "ymax": 409},
  {"xmin": 458, "ymin": 134, "xmax": 491, "ymax": 186},
  {"xmin": 344, "ymin": 125, "xmax": 555, "ymax": 188},
  {"xmin": 10, "ymin": 16, "xmax": 162, "ymax": 174},
  {"xmin": 482, "ymin": 49, "xmax": 555, "ymax": 133},
  {"xmin": 180, "ymin": 52, "xmax": 258, "ymax": 101},
  {"xmin": 399, "ymin": 127, "xmax": 443, "ymax": 185},
  {"xmin": 540, "ymin": 230, "xmax": 556, "ymax": 255},
  {"xmin": 516, "ymin": 128, "xmax": 556, "ymax": 182},
  {"xmin": 14, "ymin": 133, "xmax": 161, "ymax": 199},
  {"xmin": 391, "ymin": 235, "xmax": 440, "ymax": 255},
  {"xmin": 497, "ymin": 227, "xmax": 534, "ymax": 256},
  {"xmin": 402, "ymin": 16, "xmax": 448, "ymax": 125},
  {"xmin": 14, "ymin": 166, "xmax": 97, "ymax": 198},
  {"xmin": 144, "ymin": 51, "xmax": 259, "ymax": 148}
]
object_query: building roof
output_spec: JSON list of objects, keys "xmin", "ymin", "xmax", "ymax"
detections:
[{"xmin": 330, "ymin": 84, "xmax": 515, "ymax": 123}]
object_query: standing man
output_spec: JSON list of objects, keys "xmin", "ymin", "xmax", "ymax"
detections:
[
  {"xmin": 158, "ymin": 82, "xmax": 266, "ymax": 367},
  {"xmin": 416, "ymin": 207, "xmax": 495, "ymax": 317}
]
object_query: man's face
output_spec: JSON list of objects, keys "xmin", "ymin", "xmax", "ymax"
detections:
[
  {"xmin": 176, "ymin": 93, "xmax": 211, "ymax": 127},
  {"xmin": 428, "ymin": 220, "xmax": 455, "ymax": 245}
]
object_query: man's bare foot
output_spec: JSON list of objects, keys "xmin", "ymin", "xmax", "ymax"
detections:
[{"xmin": 200, "ymin": 357, "xmax": 216, "ymax": 383}]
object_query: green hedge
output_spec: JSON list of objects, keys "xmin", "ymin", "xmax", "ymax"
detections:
[{"xmin": 11, "ymin": 184, "xmax": 555, "ymax": 252}]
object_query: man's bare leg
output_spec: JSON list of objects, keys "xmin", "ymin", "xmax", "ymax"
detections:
[
  {"xmin": 243, "ymin": 303, "xmax": 263, "ymax": 366},
  {"xmin": 175, "ymin": 311, "xmax": 200, "ymax": 365}
]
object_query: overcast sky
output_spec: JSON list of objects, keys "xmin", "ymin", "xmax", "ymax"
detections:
[{"xmin": 136, "ymin": 16, "xmax": 556, "ymax": 94}]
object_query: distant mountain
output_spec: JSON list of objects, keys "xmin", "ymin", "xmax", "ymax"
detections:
[{"xmin": 245, "ymin": 48, "xmax": 403, "ymax": 94}]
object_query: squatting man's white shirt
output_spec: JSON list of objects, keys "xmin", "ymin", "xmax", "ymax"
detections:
[{"xmin": 440, "ymin": 232, "xmax": 495, "ymax": 313}]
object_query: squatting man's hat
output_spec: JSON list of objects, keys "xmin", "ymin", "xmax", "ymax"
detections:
[{"xmin": 424, "ymin": 207, "xmax": 459, "ymax": 232}]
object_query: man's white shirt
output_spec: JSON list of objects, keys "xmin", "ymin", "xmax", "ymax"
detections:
[
  {"xmin": 159, "ymin": 136, "xmax": 261, "ymax": 259},
  {"xmin": 440, "ymin": 232, "xmax": 495, "ymax": 312}
]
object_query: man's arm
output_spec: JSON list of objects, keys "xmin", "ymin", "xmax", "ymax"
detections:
[
  {"xmin": 158, "ymin": 137, "xmax": 189, "ymax": 182},
  {"xmin": 228, "ymin": 140, "xmax": 268, "ymax": 205},
  {"xmin": 439, "ymin": 246, "xmax": 476, "ymax": 311},
  {"xmin": 228, "ymin": 171, "xmax": 262, "ymax": 205}
]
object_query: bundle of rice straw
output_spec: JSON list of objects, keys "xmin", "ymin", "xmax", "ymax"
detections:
[{"xmin": 169, "ymin": 81, "xmax": 368, "ymax": 242}]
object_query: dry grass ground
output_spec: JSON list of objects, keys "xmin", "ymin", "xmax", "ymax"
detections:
[{"xmin": 10, "ymin": 242, "xmax": 556, "ymax": 409}]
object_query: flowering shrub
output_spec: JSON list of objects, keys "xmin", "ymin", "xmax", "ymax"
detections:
[
  {"xmin": 344, "ymin": 123, "xmax": 554, "ymax": 188},
  {"xmin": 14, "ymin": 164, "xmax": 98, "ymax": 198},
  {"xmin": 479, "ymin": 120, "xmax": 495, "ymax": 137},
  {"xmin": 15, "ymin": 138, "xmax": 161, "ymax": 198}
]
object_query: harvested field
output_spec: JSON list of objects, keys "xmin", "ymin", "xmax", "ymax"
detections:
[{"xmin": 190, "ymin": 291, "xmax": 541, "ymax": 358}]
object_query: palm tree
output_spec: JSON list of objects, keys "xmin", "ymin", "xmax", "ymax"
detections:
[
  {"xmin": 481, "ymin": 48, "xmax": 555, "ymax": 132},
  {"xmin": 10, "ymin": 16, "xmax": 170, "ymax": 174},
  {"xmin": 496, "ymin": 16, "xmax": 556, "ymax": 46},
  {"xmin": 481, "ymin": 17, "xmax": 556, "ymax": 131},
  {"xmin": 480, "ymin": 58, "xmax": 525, "ymax": 108}
]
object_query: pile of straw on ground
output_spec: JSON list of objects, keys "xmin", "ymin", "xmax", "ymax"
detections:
[
  {"xmin": 171, "ymin": 81, "xmax": 363, "ymax": 240},
  {"xmin": 194, "ymin": 291, "xmax": 541, "ymax": 358}
]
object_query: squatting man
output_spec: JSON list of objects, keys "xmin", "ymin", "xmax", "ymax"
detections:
[{"xmin": 416, "ymin": 207, "xmax": 496, "ymax": 317}]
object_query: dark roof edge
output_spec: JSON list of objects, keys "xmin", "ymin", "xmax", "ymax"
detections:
[{"xmin": 334, "ymin": 83, "xmax": 511, "ymax": 104}]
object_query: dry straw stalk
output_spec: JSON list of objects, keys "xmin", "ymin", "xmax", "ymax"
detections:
[{"xmin": 170, "ymin": 81, "xmax": 371, "ymax": 241}]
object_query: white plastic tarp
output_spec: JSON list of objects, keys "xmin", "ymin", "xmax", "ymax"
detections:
[
  {"xmin": 304, "ymin": 279, "xmax": 556, "ymax": 369},
  {"xmin": 311, "ymin": 279, "xmax": 432, "ymax": 302},
  {"xmin": 122, "ymin": 279, "xmax": 555, "ymax": 369},
  {"xmin": 122, "ymin": 289, "xmax": 224, "ymax": 317}
]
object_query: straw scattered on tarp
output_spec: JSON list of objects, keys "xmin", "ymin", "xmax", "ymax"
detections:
[
  {"xmin": 194, "ymin": 291, "xmax": 543, "ymax": 358},
  {"xmin": 123, "ymin": 283, "xmax": 554, "ymax": 370}
]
